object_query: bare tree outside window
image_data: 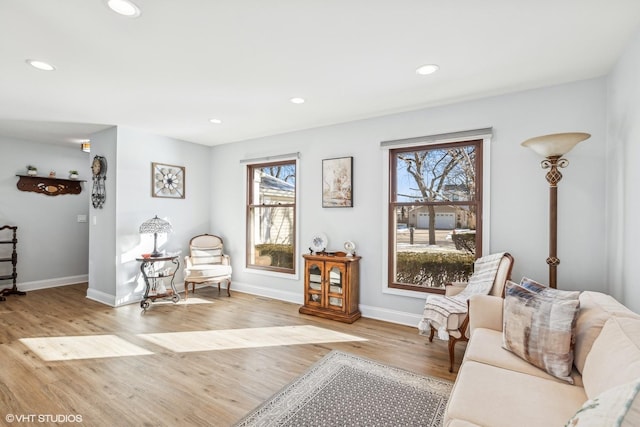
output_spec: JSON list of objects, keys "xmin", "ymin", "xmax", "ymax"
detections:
[{"xmin": 389, "ymin": 140, "xmax": 482, "ymax": 292}]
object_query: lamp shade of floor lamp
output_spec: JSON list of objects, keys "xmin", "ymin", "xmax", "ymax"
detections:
[{"xmin": 521, "ymin": 132, "xmax": 590, "ymax": 288}]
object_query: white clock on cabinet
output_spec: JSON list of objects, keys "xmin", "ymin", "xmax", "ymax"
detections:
[{"xmin": 344, "ymin": 241, "xmax": 356, "ymax": 256}]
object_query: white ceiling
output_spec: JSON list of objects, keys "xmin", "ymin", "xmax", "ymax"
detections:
[{"xmin": 1, "ymin": 0, "xmax": 640, "ymax": 147}]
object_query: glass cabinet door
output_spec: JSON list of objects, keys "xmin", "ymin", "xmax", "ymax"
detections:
[
  {"xmin": 307, "ymin": 263, "xmax": 322, "ymax": 305},
  {"xmin": 326, "ymin": 263, "xmax": 344, "ymax": 310}
]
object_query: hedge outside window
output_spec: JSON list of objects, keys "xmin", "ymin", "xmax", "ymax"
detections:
[
  {"xmin": 246, "ymin": 160, "xmax": 297, "ymax": 274},
  {"xmin": 389, "ymin": 140, "xmax": 483, "ymax": 293}
]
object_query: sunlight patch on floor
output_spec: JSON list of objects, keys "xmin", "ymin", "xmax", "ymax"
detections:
[
  {"xmin": 20, "ymin": 335, "xmax": 154, "ymax": 361},
  {"xmin": 137, "ymin": 325, "xmax": 367, "ymax": 353}
]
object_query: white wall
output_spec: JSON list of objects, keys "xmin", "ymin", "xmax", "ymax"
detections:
[
  {"xmin": 211, "ymin": 78, "xmax": 607, "ymax": 325},
  {"xmin": 87, "ymin": 126, "xmax": 213, "ymax": 306},
  {"xmin": 0, "ymin": 76, "xmax": 613, "ymax": 321},
  {"xmin": 606, "ymin": 29, "xmax": 640, "ymax": 313},
  {"xmin": 87, "ymin": 127, "xmax": 118, "ymax": 304},
  {"xmin": 0, "ymin": 136, "xmax": 90, "ymax": 289}
]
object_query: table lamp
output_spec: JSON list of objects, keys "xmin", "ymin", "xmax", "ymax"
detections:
[{"xmin": 139, "ymin": 215, "xmax": 173, "ymax": 257}]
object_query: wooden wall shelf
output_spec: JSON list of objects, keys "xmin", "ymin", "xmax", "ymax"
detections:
[{"xmin": 16, "ymin": 174, "xmax": 85, "ymax": 196}]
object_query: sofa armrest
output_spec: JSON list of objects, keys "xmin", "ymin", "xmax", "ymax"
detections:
[
  {"xmin": 468, "ymin": 295, "xmax": 504, "ymax": 336},
  {"xmin": 445, "ymin": 282, "xmax": 467, "ymax": 296},
  {"xmin": 222, "ymin": 254, "xmax": 230, "ymax": 265}
]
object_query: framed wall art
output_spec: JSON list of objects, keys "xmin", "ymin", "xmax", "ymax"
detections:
[
  {"xmin": 322, "ymin": 156, "xmax": 353, "ymax": 208},
  {"xmin": 151, "ymin": 162, "xmax": 185, "ymax": 199}
]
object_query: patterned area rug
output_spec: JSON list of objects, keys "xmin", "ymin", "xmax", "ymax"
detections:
[{"xmin": 235, "ymin": 350, "xmax": 453, "ymax": 427}]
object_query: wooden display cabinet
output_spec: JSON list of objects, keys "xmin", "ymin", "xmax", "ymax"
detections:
[{"xmin": 300, "ymin": 254, "xmax": 361, "ymax": 323}]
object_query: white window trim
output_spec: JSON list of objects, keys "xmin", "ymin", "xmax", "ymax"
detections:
[
  {"xmin": 242, "ymin": 156, "xmax": 300, "ymax": 281},
  {"xmin": 380, "ymin": 132, "xmax": 492, "ymax": 299}
]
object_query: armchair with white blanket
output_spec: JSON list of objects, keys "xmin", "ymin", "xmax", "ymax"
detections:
[{"xmin": 418, "ymin": 252, "xmax": 513, "ymax": 372}]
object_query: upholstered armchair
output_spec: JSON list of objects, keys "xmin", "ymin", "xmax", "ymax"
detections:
[
  {"xmin": 183, "ymin": 234, "xmax": 232, "ymax": 299},
  {"xmin": 418, "ymin": 252, "xmax": 514, "ymax": 372}
]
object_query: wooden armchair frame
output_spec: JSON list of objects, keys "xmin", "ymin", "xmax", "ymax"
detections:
[{"xmin": 183, "ymin": 234, "xmax": 232, "ymax": 299}]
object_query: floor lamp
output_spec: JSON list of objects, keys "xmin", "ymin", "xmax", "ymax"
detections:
[{"xmin": 521, "ymin": 132, "xmax": 590, "ymax": 288}]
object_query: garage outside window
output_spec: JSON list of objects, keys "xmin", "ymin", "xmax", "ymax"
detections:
[{"xmin": 388, "ymin": 140, "xmax": 483, "ymax": 293}]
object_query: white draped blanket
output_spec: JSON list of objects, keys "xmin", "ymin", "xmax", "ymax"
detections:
[
  {"xmin": 418, "ymin": 295, "xmax": 468, "ymax": 339},
  {"xmin": 418, "ymin": 252, "xmax": 506, "ymax": 340}
]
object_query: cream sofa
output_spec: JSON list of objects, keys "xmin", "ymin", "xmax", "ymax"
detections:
[{"xmin": 444, "ymin": 291, "xmax": 640, "ymax": 427}]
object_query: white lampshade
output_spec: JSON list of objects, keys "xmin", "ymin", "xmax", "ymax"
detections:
[
  {"xmin": 139, "ymin": 215, "xmax": 172, "ymax": 257},
  {"xmin": 521, "ymin": 132, "xmax": 590, "ymax": 157},
  {"xmin": 139, "ymin": 215, "xmax": 172, "ymax": 234}
]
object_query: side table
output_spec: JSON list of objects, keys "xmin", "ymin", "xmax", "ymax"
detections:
[{"xmin": 137, "ymin": 255, "xmax": 180, "ymax": 310}]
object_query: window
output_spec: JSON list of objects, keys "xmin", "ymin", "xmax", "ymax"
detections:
[
  {"xmin": 389, "ymin": 140, "xmax": 483, "ymax": 293},
  {"xmin": 246, "ymin": 160, "xmax": 297, "ymax": 274}
]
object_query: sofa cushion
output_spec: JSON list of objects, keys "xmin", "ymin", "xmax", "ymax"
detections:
[
  {"xmin": 565, "ymin": 378, "xmax": 640, "ymax": 426},
  {"xmin": 445, "ymin": 420, "xmax": 483, "ymax": 427},
  {"xmin": 583, "ymin": 317, "xmax": 640, "ymax": 399},
  {"xmin": 191, "ymin": 247, "xmax": 223, "ymax": 265},
  {"xmin": 466, "ymin": 328, "xmax": 582, "ymax": 386},
  {"xmin": 519, "ymin": 277, "xmax": 581, "ymax": 300},
  {"xmin": 574, "ymin": 292, "xmax": 640, "ymax": 374},
  {"xmin": 185, "ymin": 264, "xmax": 231, "ymax": 279},
  {"xmin": 502, "ymin": 282, "xmax": 580, "ymax": 383},
  {"xmin": 445, "ymin": 360, "xmax": 586, "ymax": 427}
]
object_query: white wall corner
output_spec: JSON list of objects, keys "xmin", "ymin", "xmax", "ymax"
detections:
[{"xmin": 86, "ymin": 287, "xmax": 117, "ymax": 307}]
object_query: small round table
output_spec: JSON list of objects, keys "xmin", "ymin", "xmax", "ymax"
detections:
[{"xmin": 137, "ymin": 254, "xmax": 180, "ymax": 310}]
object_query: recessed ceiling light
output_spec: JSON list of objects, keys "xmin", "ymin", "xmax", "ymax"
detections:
[
  {"xmin": 290, "ymin": 97, "xmax": 305, "ymax": 104},
  {"xmin": 106, "ymin": 0, "xmax": 141, "ymax": 17},
  {"xmin": 209, "ymin": 118, "xmax": 222, "ymax": 124},
  {"xmin": 26, "ymin": 59, "xmax": 55, "ymax": 71},
  {"xmin": 416, "ymin": 64, "xmax": 439, "ymax": 76}
]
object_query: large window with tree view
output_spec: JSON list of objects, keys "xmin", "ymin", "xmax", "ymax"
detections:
[
  {"xmin": 247, "ymin": 160, "xmax": 297, "ymax": 274},
  {"xmin": 389, "ymin": 140, "xmax": 483, "ymax": 292}
]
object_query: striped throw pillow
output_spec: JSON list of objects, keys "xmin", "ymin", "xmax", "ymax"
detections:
[{"xmin": 502, "ymin": 281, "xmax": 580, "ymax": 383}]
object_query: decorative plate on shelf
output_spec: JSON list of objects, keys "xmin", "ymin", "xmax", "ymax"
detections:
[
  {"xmin": 311, "ymin": 233, "xmax": 328, "ymax": 253},
  {"xmin": 344, "ymin": 241, "xmax": 356, "ymax": 256}
]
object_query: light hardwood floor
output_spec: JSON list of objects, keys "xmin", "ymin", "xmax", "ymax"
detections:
[{"xmin": 0, "ymin": 284, "xmax": 462, "ymax": 426}]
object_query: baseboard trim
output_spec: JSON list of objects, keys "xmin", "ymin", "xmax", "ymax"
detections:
[
  {"xmin": 359, "ymin": 304, "xmax": 422, "ymax": 327},
  {"xmin": 86, "ymin": 287, "xmax": 116, "ymax": 307},
  {"xmin": 13, "ymin": 275, "xmax": 88, "ymax": 293},
  {"xmin": 230, "ymin": 281, "xmax": 302, "ymax": 305},
  {"xmin": 24, "ymin": 276, "xmax": 422, "ymax": 328},
  {"xmin": 230, "ymin": 280, "xmax": 420, "ymax": 327}
]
